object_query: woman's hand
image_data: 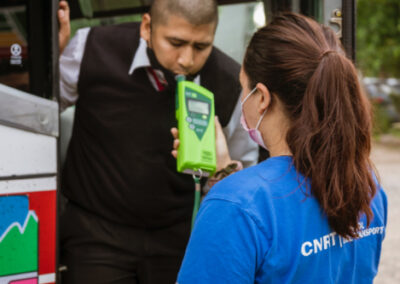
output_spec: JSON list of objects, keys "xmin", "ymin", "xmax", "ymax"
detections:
[
  {"xmin": 214, "ymin": 116, "xmax": 232, "ymax": 171},
  {"xmin": 170, "ymin": 116, "xmax": 232, "ymax": 171},
  {"xmin": 58, "ymin": 1, "xmax": 71, "ymax": 54}
]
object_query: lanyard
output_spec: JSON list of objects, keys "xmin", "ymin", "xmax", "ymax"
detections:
[{"xmin": 191, "ymin": 170, "xmax": 203, "ymax": 230}]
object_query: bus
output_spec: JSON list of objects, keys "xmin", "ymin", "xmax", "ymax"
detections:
[{"xmin": 0, "ymin": 0, "xmax": 354, "ymax": 282}]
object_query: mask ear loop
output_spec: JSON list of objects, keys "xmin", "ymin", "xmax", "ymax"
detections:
[
  {"xmin": 242, "ymin": 87, "xmax": 267, "ymax": 130},
  {"xmin": 148, "ymin": 16, "xmax": 153, "ymax": 48},
  {"xmin": 255, "ymin": 108, "xmax": 267, "ymax": 130},
  {"xmin": 241, "ymin": 87, "xmax": 258, "ymax": 105},
  {"xmin": 254, "ymin": 87, "xmax": 270, "ymax": 130}
]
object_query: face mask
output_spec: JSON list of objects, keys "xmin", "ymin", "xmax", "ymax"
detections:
[
  {"xmin": 146, "ymin": 47, "xmax": 200, "ymax": 87},
  {"xmin": 240, "ymin": 87, "xmax": 268, "ymax": 150},
  {"xmin": 146, "ymin": 47, "xmax": 177, "ymax": 90}
]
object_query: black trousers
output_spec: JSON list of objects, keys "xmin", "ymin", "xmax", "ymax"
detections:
[{"xmin": 60, "ymin": 202, "xmax": 191, "ymax": 284}]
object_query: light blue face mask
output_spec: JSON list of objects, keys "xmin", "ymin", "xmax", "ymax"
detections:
[{"xmin": 240, "ymin": 87, "xmax": 268, "ymax": 150}]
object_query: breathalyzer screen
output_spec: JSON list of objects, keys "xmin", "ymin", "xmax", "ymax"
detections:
[{"xmin": 188, "ymin": 99, "xmax": 209, "ymax": 115}]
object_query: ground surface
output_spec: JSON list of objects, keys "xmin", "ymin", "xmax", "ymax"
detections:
[{"xmin": 371, "ymin": 138, "xmax": 400, "ymax": 283}]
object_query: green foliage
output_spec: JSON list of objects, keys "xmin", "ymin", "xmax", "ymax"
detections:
[
  {"xmin": 90, "ymin": 0, "xmax": 144, "ymax": 12},
  {"xmin": 390, "ymin": 126, "xmax": 400, "ymax": 138},
  {"xmin": 70, "ymin": 14, "xmax": 142, "ymax": 38},
  {"xmin": 390, "ymin": 94, "xmax": 400, "ymax": 114},
  {"xmin": 372, "ymin": 103, "xmax": 392, "ymax": 135},
  {"xmin": 357, "ymin": 0, "xmax": 400, "ymax": 77}
]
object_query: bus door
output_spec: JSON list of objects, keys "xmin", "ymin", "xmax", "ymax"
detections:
[
  {"xmin": 263, "ymin": 0, "xmax": 355, "ymax": 60},
  {"xmin": 62, "ymin": 0, "xmax": 356, "ymax": 163},
  {"xmin": 0, "ymin": 1, "xmax": 59, "ymax": 283},
  {"xmin": 255, "ymin": 0, "xmax": 355, "ymax": 159}
]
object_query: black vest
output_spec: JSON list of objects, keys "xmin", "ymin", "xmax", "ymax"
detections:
[{"xmin": 62, "ymin": 22, "xmax": 241, "ymax": 228}]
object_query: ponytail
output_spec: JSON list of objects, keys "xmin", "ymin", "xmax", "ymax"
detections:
[
  {"xmin": 244, "ymin": 13, "xmax": 376, "ymax": 238},
  {"xmin": 287, "ymin": 51, "xmax": 376, "ymax": 238}
]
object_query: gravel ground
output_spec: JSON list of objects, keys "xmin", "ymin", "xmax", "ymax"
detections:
[{"xmin": 371, "ymin": 141, "xmax": 400, "ymax": 283}]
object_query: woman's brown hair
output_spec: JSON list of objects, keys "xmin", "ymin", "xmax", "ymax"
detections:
[{"xmin": 243, "ymin": 13, "xmax": 376, "ymax": 239}]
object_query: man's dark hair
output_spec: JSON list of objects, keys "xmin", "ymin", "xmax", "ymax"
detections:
[{"xmin": 150, "ymin": 0, "xmax": 218, "ymax": 27}]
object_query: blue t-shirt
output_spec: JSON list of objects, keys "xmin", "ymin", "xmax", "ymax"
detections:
[{"xmin": 177, "ymin": 156, "xmax": 387, "ymax": 284}]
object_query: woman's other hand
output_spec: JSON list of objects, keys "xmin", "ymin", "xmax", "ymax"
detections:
[{"xmin": 214, "ymin": 116, "xmax": 232, "ymax": 171}]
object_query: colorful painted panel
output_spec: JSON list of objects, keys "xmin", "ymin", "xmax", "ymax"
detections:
[
  {"xmin": 0, "ymin": 190, "xmax": 56, "ymax": 284},
  {"xmin": 10, "ymin": 278, "xmax": 38, "ymax": 284},
  {"xmin": 0, "ymin": 196, "xmax": 38, "ymax": 282}
]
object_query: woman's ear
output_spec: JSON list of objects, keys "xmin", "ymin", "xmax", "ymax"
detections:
[
  {"xmin": 140, "ymin": 13, "xmax": 151, "ymax": 45},
  {"xmin": 256, "ymin": 82, "xmax": 272, "ymax": 114}
]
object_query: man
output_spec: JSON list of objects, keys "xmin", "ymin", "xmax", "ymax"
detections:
[{"xmin": 58, "ymin": 0, "xmax": 258, "ymax": 283}]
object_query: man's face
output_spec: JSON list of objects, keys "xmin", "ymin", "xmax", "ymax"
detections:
[{"xmin": 141, "ymin": 14, "xmax": 216, "ymax": 76}]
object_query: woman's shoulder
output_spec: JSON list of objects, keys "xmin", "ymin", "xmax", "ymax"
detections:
[
  {"xmin": 205, "ymin": 164, "xmax": 264, "ymax": 203},
  {"xmin": 204, "ymin": 156, "xmax": 299, "ymax": 208}
]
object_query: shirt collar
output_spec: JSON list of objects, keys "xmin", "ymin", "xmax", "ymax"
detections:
[
  {"xmin": 128, "ymin": 38, "xmax": 151, "ymax": 75},
  {"xmin": 128, "ymin": 37, "xmax": 201, "ymax": 85}
]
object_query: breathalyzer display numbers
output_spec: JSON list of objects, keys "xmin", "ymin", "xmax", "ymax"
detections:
[
  {"xmin": 184, "ymin": 87, "xmax": 212, "ymax": 141},
  {"xmin": 188, "ymin": 99, "xmax": 209, "ymax": 115}
]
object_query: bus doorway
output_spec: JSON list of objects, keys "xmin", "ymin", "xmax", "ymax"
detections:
[
  {"xmin": 0, "ymin": 1, "xmax": 59, "ymax": 283},
  {"xmin": 63, "ymin": 0, "xmax": 354, "ymax": 164},
  {"xmin": 0, "ymin": 0, "xmax": 355, "ymax": 283}
]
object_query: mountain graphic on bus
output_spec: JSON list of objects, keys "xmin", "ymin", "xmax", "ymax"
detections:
[{"xmin": 0, "ymin": 195, "xmax": 38, "ymax": 284}]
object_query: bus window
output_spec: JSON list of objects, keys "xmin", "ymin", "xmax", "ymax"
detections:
[
  {"xmin": 0, "ymin": 1, "xmax": 57, "ymax": 100},
  {"xmin": 70, "ymin": 0, "xmax": 152, "ymax": 19},
  {"xmin": 68, "ymin": 1, "xmax": 264, "ymax": 64},
  {"xmin": 68, "ymin": 0, "xmax": 153, "ymax": 35},
  {"xmin": 69, "ymin": 0, "xmax": 346, "ymax": 59},
  {"xmin": 0, "ymin": 5, "xmax": 29, "ymax": 92},
  {"xmin": 262, "ymin": 0, "xmax": 322, "ymax": 23},
  {"xmin": 215, "ymin": 2, "xmax": 266, "ymax": 63},
  {"xmin": 69, "ymin": 2, "xmax": 144, "ymax": 38},
  {"xmin": 70, "ymin": 14, "xmax": 142, "ymax": 39}
]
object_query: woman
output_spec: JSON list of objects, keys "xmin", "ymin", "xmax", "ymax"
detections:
[{"xmin": 176, "ymin": 13, "xmax": 387, "ymax": 283}]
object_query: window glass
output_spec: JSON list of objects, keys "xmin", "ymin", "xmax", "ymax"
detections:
[
  {"xmin": 214, "ymin": 2, "xmax": 265, "ymax": 63},
  {"xmin": 70, "ymin": 15, "xmax": 142, "ymax": 38},
  {"xmin": 71, "ymin": 1, "xmax": 266, "ymax": 64},
  {"xmin": 0, "ymin": 5, "xmax": 29, "ymax": 92}
]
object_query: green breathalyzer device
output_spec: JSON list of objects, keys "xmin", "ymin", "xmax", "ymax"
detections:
[{"xmin": 175, "ymin": 75, "xmax": 217, "ymax": 177}]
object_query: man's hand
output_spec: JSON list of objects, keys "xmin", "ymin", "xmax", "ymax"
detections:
[
  {"xmin": 170, "ymin": 116, "xmax": 232, "ymax": 171},
  {"xmin": 171, "ymin": 127, "xmax": 180, "ymax": 159},
  {"xmin": 58, "ymin": 1, "xmax": 71, "ymax": 54}
]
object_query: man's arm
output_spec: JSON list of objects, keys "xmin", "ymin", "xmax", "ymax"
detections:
[
  {"xmin": 58, "ymin": 1, "xmax": 91, "ymax": 112},
  {"xmin": 58, "ymin": 1, "xmax": 71, "ymax": 54},
  {"xmin": 59, "ymin": 28, "xmax": 90, "ymax": 111}
]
